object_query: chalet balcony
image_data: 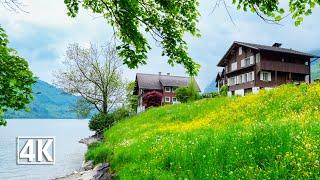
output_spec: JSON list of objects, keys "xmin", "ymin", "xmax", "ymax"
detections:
[{"xmin": 257, "ymin": 61, "xmax": 309, "ymax": 74}]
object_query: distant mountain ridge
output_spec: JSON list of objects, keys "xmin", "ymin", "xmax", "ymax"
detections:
[
  {"xmin": 311, "ymin": 49, "xmax": 320, "ymax": 81},
  {"xmin": 4, "ymin": 80, "xmax": 80, "ymax": 119},
  {"xmin": 203, "ymin": 80, "xmax": 217, "ymax": 93}
]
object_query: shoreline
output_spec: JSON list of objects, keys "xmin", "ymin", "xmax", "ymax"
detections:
[{"xmin": 54, "ymin": 134, "xmax": 112, "ymax": 180}]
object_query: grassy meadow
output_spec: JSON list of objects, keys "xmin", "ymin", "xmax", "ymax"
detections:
[{"xmin": 86, "ymin": 83, "xmax": 320, "ymax": 179}]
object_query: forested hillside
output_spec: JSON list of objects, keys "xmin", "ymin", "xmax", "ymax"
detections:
[{"xmin": 4, "ymin": 80, "xmax": 80, "ymax": 119}]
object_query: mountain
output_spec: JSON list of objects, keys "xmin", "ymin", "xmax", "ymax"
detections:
[
  {"xmin": 4, "ymin": 80, "xmax": 80, "ymax": 119},
  {"xmin": 203, "ymin": 80, "xmax": 217, "ymax": 93},
  {"xmin": 311, "ymin": 50, "xmax": 320, "ymax": 81}
]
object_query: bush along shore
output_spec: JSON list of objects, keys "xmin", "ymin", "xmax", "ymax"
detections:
[
  {"xmin": 85, "ymin": 83, "xmax": 320, "ymax": 179},
  {"xmin": 54, "ymin": 133, "xmax": 113, "ymax": 180}
]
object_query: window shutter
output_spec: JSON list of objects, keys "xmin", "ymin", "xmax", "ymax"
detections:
[
  {"xmin": 250, "ymin": 56, "xmax": 254, "ymax": 64},
  {"xmin": 256, "ymin": 53, "xmax": 260, "ymax": 63},
  {"xmin": 252, "ymin": 72, "xmax": 255, "ymax": 81},
  {"xmin": 241, "ymin": 59, "xmax": 244, "ymax": 67},
  {"xmin": 268, "ymin": 72, "xmax": 271, "ymax": 81},
  {"xmin": 242, "ymin": 74, "xmax": 245, "ymax": 83},
  {"xmin": 260, "ymin": 72, "xmax": 263, "ymax": 80}
]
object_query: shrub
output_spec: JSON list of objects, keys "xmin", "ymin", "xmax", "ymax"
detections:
[
  {"xmin": 89, "ymin": 113, "xmax": 114, "ymax": 132},
  {"xmin": 175, "ymin": 87, "xmax": 189, "ymax": 103},
  {"xmin": 202, "ymin": 92, "xmax": 219, "ymax": 98},
  {"xmin": 176, "ymin": 78, "xmax": 200, "ymax": 103},
  {"xmin": 89, "ymin": 107, "xmax": 131, "ymax": 133},
  {"xmin": 143, "ymin": 91, "xmax": 162, "ymax": 108},
  {"xmin": 112, "ymin": 107, "xmax": 130, "ymax": 121},
  {"xmin": 220, "ymin": 85, "xmax": 228, "ymax": 96}
]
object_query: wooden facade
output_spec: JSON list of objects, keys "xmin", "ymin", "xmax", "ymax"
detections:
[{"xmin": 216, "ymin": 42, "xmax": 317, "ymax": 96}]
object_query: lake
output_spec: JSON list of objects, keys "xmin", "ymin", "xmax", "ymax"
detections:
[{"xmin": 0, "ymin": 119, "xmax": 93, "ymax": 180}]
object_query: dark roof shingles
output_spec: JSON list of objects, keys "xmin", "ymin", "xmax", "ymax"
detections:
[
  {"xmin": 235, "ymin": 41, "xmax": 316, "ymax": 58},
  {"xmin": 218, "ymin": 41, "xmax": 318, "ymax": 66},
  {"xmin": 136, "ymin": 73, "xmax": 201, "ymax": 91}
]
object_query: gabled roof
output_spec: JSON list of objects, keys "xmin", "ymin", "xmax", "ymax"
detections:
[
  {"xmin": 135, "ymin": 73, "xmax": 201, "ymax": 91},
  {"xmin": 136, "ymin": 73, "xmax": 162, "ymax": 90},
  {"xmin": 217, "ymin": 41, "xmax": 319, "ymax": 66},
  {"xmin": 215, "ymin": 72, "xmax": 221, "ymax": 81}
]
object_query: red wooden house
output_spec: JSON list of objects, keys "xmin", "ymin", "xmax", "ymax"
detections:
[{"xmin": 133, "ymin": 72, "xmax": 200, "ymax": 112}]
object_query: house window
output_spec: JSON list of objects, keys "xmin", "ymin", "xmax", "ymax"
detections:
[
  {"xmin": 172, "ymin": 87, "xmax": 177, "ymax": 92},
  {"xmin": 256, "ymin": 53, "xmax": 260, "ymax": 63},
  {"xmin": 244, "ymin": 73, "xmax": 248, "ymax": 83},
  {"xmin": 247, "ymin": 72, "xmax": 254, "ymax": 81},
  {"xmin": 165, "ymin": 96, "xmax": 170, "ymax": 102},
  {"xmin": 165, "ymin": 87, "xmax": 171, "ymax": 92},
  {"xmin": 261, "ymin": 71, "xmax": 271, "ymax": 81},
  {"xmin": 239, "ymin": 47, "xmax": 242, "ymax": 55},
  {"xmin": 229, "ymin": 77, "xmax": 236, "ymax": 85},
  {"xmin": 237, "ymin": 75, "xmax": 242, "ymax": 84},
  {"xmin": 244, "ymin": 58, "xmax": 250, "ymax": 66},
  {"xmin": 247, "ymin": 72, "xmax": 251, "ymax": 82},
  {"xmin": 172, "ymin": 97, "xmax": 177, "ymax": 103},
  {"xmin": 231, "ymin": 62, "xmax": 237, "ymax": 71}
]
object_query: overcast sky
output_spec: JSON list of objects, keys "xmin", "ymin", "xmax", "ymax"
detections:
[{"xmin": 1, "ymin": 0, "xmax": 320, "ymax": 90}]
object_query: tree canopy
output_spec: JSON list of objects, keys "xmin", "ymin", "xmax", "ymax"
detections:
[
  {"xmin": 64, "ymin": 0, "xmax": 201, "ymax": 76},
  {"xmin": 64, "ymin": 0, "xmax": 319, "ymax": 75},
  {"xmin": 0, "ymin": 25, "xmax": 35, "ymax": 126},
  {"xmin": 232, "ymin": 0, "xmax": 320, "ymax": 26}
]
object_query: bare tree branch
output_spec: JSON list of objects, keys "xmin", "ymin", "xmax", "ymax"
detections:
[
  {"xmin": 0, "ymin": 0, "xmax": 28, "ymax": 13},
  {"xmin": 54, "ymin": 42, "xmax": 127, "ymax": 114}
]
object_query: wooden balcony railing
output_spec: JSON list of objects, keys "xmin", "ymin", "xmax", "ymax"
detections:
[{"xmin": 257, "ymin": 61, "xmax": 309, "ymax": 74}]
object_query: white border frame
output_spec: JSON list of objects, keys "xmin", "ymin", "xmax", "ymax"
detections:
[{"xmin": 17, "ymin": 136, "xmax": 55, "ymax": 165}]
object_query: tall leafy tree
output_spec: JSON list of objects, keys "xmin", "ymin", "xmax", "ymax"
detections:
[
  {"xmin": 64, "ymin": 0, "xmax": 320, "ymax": 75},
  {"xmin": 54, "ymin": 43, "xmax": 127, "ymax": 114},
  {"xmin": 0, "ymin": 25, "xmax": 35, "ymax": 126}
]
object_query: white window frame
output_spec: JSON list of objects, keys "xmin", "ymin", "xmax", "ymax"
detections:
[
  {"xmin": 247, "ymin": 72, "xmax": 252, "ymax": 82},
  {"xmin": 239, "ymin": 47, "xmax": 243, "ymax": 55},
  {"xmin": 165, "ymin": 96, "xmax": 170, "ymax": 102},
  {"xmin": 260, "ymin": 71, "xmax": 271, "ymax": 81},
  {"xmin": 231, "ymin": 62, "xmax": 237, "ymax": 71},
  {"xmin": 241, "ymin": 59, "xmax": 245, "ymax": 67},
  {"xmin": 256, "ymin": 53, "xmax": 260, "ymax": 63},
  {"xmin": 228, "ymin": 77, "xmax": 235, "ymax": 86},
  {"xmin": 165, "ymin": 87, "xmax": 171, "ymax": 92},
  {"xmin": 237, "ymin": 75, "xmax": 242, "ymax": 84},
  {"xmin": 244, "ymin": 73, "xmax": 248, "ymax": 83},
  {"xmin": 172, "ymin": 97, "xmax": 177, "ymax": 103},
  {"xmin": 244, "ymin": 58, "xmax": 250, "ymax": 66}
]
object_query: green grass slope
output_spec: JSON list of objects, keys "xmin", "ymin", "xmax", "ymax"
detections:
[{"xmin": 87, "ymin": 83, "xmax": 320, "ymax": 179}]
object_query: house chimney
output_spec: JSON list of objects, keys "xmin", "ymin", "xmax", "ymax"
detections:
[
  {"xmin": 272, "ymin": 43, "xmax": 282, "ymax": 48},
  {"xmin": 167, "ymin": 73, "xmax": 170, "ymax": 76},
  {"xmin": 158, "ymin": 72, "xmax": 161, "ymax": 75}
]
